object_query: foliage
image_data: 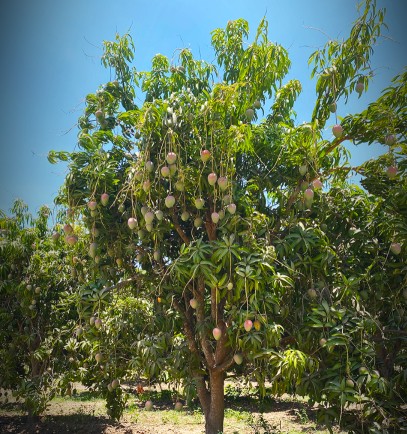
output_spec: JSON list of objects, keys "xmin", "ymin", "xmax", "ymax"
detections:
[
  {"xmin": 2, "ymin": 1, "xmax": 406, "ymax": 433},
  {"xmin": 0, "ymin": 201, "xmax": 82, "ymax": 414}
]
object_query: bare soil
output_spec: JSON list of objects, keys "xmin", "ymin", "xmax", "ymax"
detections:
[{"xmin": 0, "ymin": 387, "xmax": 344, "ymax": 434}]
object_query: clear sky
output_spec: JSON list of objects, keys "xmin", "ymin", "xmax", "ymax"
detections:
[{"xmin": 0, "ymin": 0, "xmax": 406, "ymax": 215}]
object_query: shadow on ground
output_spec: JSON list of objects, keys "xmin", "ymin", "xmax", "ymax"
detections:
[
  {"xmin": 0, "ymin": 388, "xmax": 326, "ymax": 434},
  {"xmin": 0, "ymin": 414, "xmax": 131, "ymax": 434}
]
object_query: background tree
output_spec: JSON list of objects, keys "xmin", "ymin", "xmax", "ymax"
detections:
[
  {"xmin": 46, "ymin": 2, "xmax": 406, "ymax": 433},
  {"xmin": 0, "ymin": 201, "xmax": 85, "ymax": 415}
]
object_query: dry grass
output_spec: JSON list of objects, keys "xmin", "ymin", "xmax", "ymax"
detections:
[{"xmin": 0, "ymin": 384, "xmax": 346, "ymax": 434}]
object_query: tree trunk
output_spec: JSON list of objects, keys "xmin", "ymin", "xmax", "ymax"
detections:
[
  {"xmin": 204, "ymin": 370, "xmax": 225, "ymax": 434},
  {"xmin": 177, "ymin": 276, "xmax": 229, "ymax": 434}
]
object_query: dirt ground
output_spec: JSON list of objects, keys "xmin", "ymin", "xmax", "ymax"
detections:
[{"xmin": 0, "ymin": 387, "xmax": 344, "ymax": 434}]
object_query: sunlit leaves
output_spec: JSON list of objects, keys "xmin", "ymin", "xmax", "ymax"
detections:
[
  {"xmin": 309, "ymin": 0, "xmax": 387, "ymax": 126},
  {"xmin": 102, "ymin": 33, "xmax": 135, "ymax": 83},
  {"xmin": 41, "ymin": 8, "xmax": 407, "ymax": 432}
]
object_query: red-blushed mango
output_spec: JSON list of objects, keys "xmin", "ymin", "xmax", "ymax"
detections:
[
  {"xmin": 390, "ymin": 242, "xmax": 401, "ymax": 255},
  {"xmin": 244, "ymin": 319, "xmax": 253, "ymax": 332},
  {"xmin": 386, "ymin": 166, "xmax": 397, "ymax": 179},
  {"xmin": 213, "ymin": 327, "xmax": 222, "ymax": 340},
  {"xmin": 101, "ymin": 193, "xmax": 109, "ymax": 206},
  {"xmin": 88, "ymin": 201, "xmax": 97, "ymax": 211},
  {"xmin": 211, "ymin": 212, "xmax": 220, "ymax": 224},
  {"xmin": 200, "ymin": 149, "xmax": 211, "ymax": 162},
  {"xmin": 165, "ymin": 195, "xmax": 175, "ymax": 208},
  {"xmin": 227, "ymin": 203, "xmax": 236, "ymax": 214},
  {"xmin": 195, "ymin": 198, "xmax": 205, "ymax": 209},
  {"xmin": 161, "ymin": 166, "xmax": 170, "ymax": 177},
  {"xmin": 217, "ymin": 176, "xmax": 228, "ymax": 191},
  {"xmin": 128, "ymin": 218, "xmax": 137, "ymax": 230},
  {"xmin": 208, "ymin": 172, "xmax": 217, "ymax": 185},
  {"xmin": 332, "ymin": 124, "xmax": 344, "ymax": 138},
  {"xmin": 166, "ymin": 152, "xmax": 177, "ymax": 165}
]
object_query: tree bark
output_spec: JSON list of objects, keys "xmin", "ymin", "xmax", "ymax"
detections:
[
  {"xmin": 175, "ymin": 275, "xmax": 229, "ymax": 433},
  {"xmin": 203, "ymin": 369, "xmax": 225, "ymax": 434}
]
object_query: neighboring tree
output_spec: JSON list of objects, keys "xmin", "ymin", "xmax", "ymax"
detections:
[
  {"xmin": 0, "ymin": 203, "xmax": 177, "ymax": 419},
  {"xmin": 0, "ymin": 201, "xmax": 100, "ymax": 415},
  {"xmin": 48, "ymin": 2, "xmax": 406, "ymax": 433},
  {"xmin": 0, "ymin": 201, "xmax": 66, "ymax": 414}
]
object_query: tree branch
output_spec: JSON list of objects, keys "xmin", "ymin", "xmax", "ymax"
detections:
[
  {"xmin": 171, "ymin": 208, "xmax": 190, "ymax": 246},
  {"xmin": 373, "ymin": 329, "xmax": 407, "ymax": 339},
  {"xmin": 173, "ymin": 297, "xmax": 203, "ymax": 362},
  {"xmin": 195, "ymin": 276, "xmax": 216, "ymax": 367},
  {"xmin": 194, "ymin": 373, "xmax": 210, "ymax": 417},
  {"xmin": 205, "ymin": 208, "xmax": 217, "ymax": 241},
  {"xmin": 100, "ymin": 275, "xmax": 141, "ymax": 295},
  {"xmin": 214, "ymin": 352, "xmax": 235, "ymax": 373},
  {"xmin": 210, "ymin": 286, "xmax": 217, "ymax": 322},
  {"xmin": 286, "ymin": 185, "xmax": 300, "ymax": 213},
  {"xmin": 214, "ymin": 320, "xmax": 230, "ymax": 367},
  {"xmin": 323, "ymin": 135, "xmax": 350, "ymax": 156}
]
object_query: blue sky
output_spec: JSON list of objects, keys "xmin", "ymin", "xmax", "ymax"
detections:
[{"xmin": 0, "ymin": 0, "xmax": 406, "ymax": 215}]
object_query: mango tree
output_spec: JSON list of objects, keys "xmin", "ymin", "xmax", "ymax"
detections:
[
  {"xmin": 49, "ymin": 2, "xmax": 406, "ymax": 432},
  {"xmin": 0, "ymin": 201, "xmax": 90, "ymax": 415}
]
